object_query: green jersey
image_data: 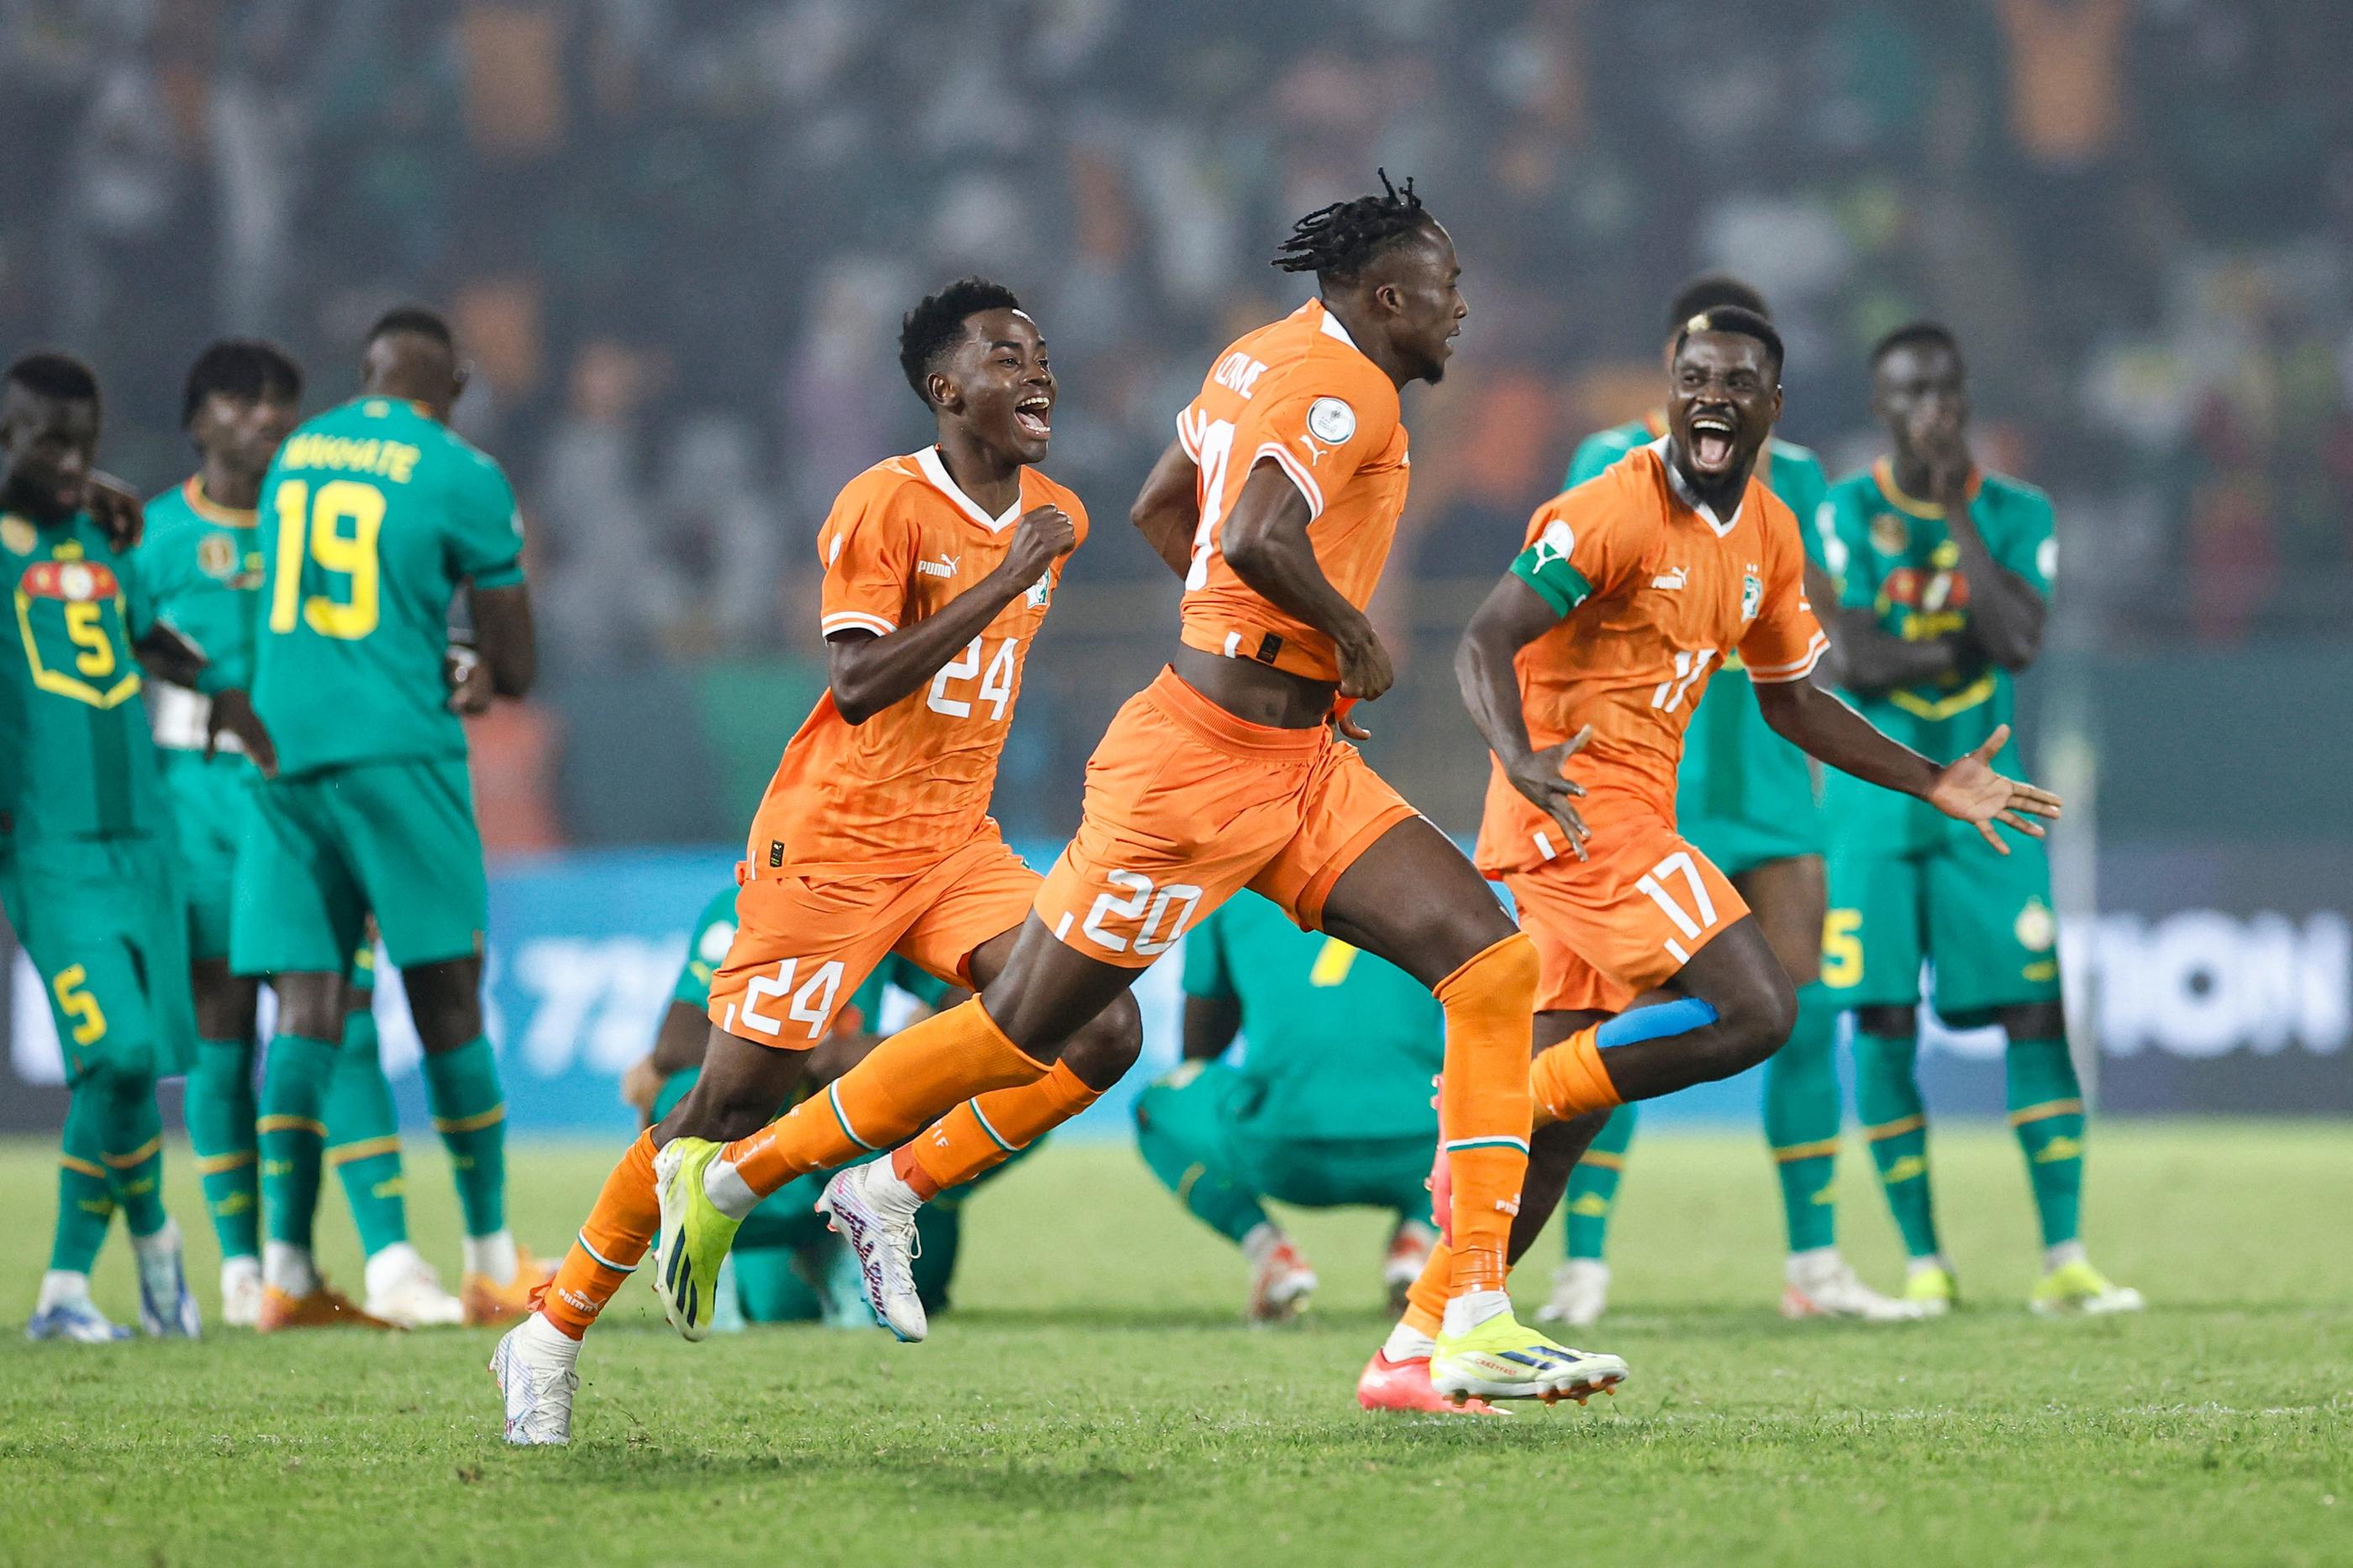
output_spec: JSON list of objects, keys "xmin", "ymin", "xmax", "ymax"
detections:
[
  {"xmin": 671, "ymin": 887, "xmax": 950, "ymax": 1030},
  {"xmin": 252, "ymin": 397, "xmax": 525, "ymax": 777},
  {"xmin": 131, "ymin": 476, "xmax": 266, "ymax": 754},
  {"xmin": 1565, "ymin": 420, "xmax": 1831, "ymax": 840},
  {"xmin": 1180, "ymin": 892, "xmax": 1442, "ymax": 1141},
  {"xmin": 1820, "ymin": 460, "xmax": 2056, "ymax": 854},
  {"xmin": 1, "ymin": 509, "xmax": 166, "ymax": 839}
]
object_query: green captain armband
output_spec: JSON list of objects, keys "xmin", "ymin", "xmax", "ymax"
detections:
[{"xmin": 1509, "ymin": 518, "xmax": 1592, "ymax": 617}]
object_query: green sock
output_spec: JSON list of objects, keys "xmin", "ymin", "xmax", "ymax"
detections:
[
  {"xmin": 1854, "ymin": 1029, "xmax": 1941, "ymax": 1260},
  {"xmin": 50, "ymin": 1090, "xmax": 116, "ymax": 1274},
  {"xmin": 325, "ymin": 1008, "xmax": 409, "ymax": 1257},
  {"xmin": 2006, "ymin": 1036, "xmax": 2085, "ymax": 1250},
  {"xmin": 1764, "ymin": 984, "xmax": 1842, "ymax": 1254},
  {"xmin": 258, "ymin": 1034, "xmax": 338, "ymax": 1250},
  {"xmin": 1565, "ymin": 1104, "xmax": 1636, "ymax": 1261},
  {"xmin": 187, "ymin": 1036, "xmax": 260, "ymax": 1259},
  {"xmin": 422, "ymin": 1036, "xmax": 506, "ymax": 1239},
  {"xmin": 95, "ymin": 1072, "xmax": 168, "ymax": 1239},
  {"xmin": 1134, "ymin": 1111, "xmax": 1268, "ymax": 1246}
]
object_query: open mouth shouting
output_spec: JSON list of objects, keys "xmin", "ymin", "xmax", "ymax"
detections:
[
  {"xmin": 1687, "ymin": 408, "xmax": 1738, "ymax": 475},
  {"xmin": 1013, "ymin": 392, "xmax": 1053, "ymax": 441}
]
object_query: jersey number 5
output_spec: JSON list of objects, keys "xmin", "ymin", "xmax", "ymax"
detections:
[{"xmin": 270, "ymin": 479, "xmax": 385, "ymax": 640}]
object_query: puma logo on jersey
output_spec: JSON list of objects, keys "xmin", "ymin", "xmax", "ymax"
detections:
[
  {"xmin": 1531, "ymin": 519, "xmax": 1576, "ymax": 572},
  {"xmin": 917, "ymin": 554, "xmax": 961, "ymax": 579},
  {"xmin": 1295, "ymin": 434, "xmax": 1329, "ymax": 464},
  {"xmin": 1650, "ymin": 566, "xmax": 1687, "ymax": 590}
]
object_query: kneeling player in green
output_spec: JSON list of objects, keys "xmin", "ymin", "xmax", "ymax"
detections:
[
  {"xmin": 1542, "ymin": 277, "xmax": 1913, "ymax": 1327},
  {"xmin": 1819, "ymin": 323, "xmax": 2140, "ymax": 1316},
  {"xmin": 2, "ymin": 352, "xmax": 271, "ymax": 1340},
  {"xmin": 620, "ymin": 888, "xmax": 1021, "ymax": 1325},
  {"xmin": 234, "ymin": 308, "xmax": 545, "ymax": 1329},
  {"xmin": 134, "ymin": 341, "xmax": 458, "ymax": 1329},
  {"xmin": 1134, "ymin": 892, "xmax": 1440, "ymax": 1324}
]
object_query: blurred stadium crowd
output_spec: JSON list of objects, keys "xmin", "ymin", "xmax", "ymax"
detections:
[{"xmin": 2, "ymin": 0, "xmax": 2345, "ymax": 841}]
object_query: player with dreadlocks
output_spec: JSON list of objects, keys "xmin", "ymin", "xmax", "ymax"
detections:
[{"xmin": 643, "ymin": 173, "xmax": 1627, "ymax": 1414}]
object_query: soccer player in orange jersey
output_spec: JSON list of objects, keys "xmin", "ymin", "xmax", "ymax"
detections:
[
  {"xmin": 490, "ymin": 278, "xmax": 1142, "ymax": 1444},
  {"xmin": 650, "ymin": 175, "xmax": 1618, "ymax": 1409},
  {"xmin": 1371, "ymin": 307, "xmax": 2062, "ymax": 1376}
]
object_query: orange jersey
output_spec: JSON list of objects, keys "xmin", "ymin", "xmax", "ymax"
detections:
[
  {"xmin": 1474, "ymin": 441, "xmax": 1827, "ymax": 875},
  {"xmin": 745, "ymin": 448, "xmax": 1086, "ymax": 873},
  {"xmin": 1174, "ymin": 298, "xmax": 1409, "ymax": 681}
]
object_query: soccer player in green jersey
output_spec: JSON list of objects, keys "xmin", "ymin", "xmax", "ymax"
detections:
[
  {"xmin": 1819, "ymin": 322, "xmax": 2140, "ymax": 1316},
  {"xmin": 233, "ymin": 307, "xmax": 544, "ymax": 1330},
  {"xmin": 1135, "ymin": 892, "xmax": 1439, "ymax": 1328},
  {"xmin": 621, "ymin": 888, "xmax": 1022, "ymax": 1325},
  {"xmin": 2, "ymin": 351, "xmax": 272, "ymax": 1341},
  {"xmin": 135, "ymin": 340, "xmax": 459, "ymax": 1329},
  {"xmin": 1541, "ymin": 277, "xmax": 1913, "ymax": 1327}
]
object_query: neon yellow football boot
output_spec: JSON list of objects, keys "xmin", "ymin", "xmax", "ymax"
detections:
[
  {"xmin": 2030, "ymin": 1257, "xmax": 2145, "ymax": 1316},
  {"xmin": 649, "ymin": 1138, "xmax": 743, "ymax": 1342},
  {"xmin": 1903, "ymin": 1259, "xmax": 1959, "ymax": 1317},
  {"xmin": 1429, "ymin": 1302, "xmax": 1628, "ymax": 1406}
]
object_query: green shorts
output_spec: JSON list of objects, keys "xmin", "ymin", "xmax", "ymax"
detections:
[
  {"xmin": 1134, "ymin": 1061, "xmax": 1434, "ymax": 1218},
  {"xmin": 1677, "ymin": 669, "xmax": 1825, "ymax": 877},
  {"xmin": 3, "ymin": 834, "xmax": 196, "ymax": 1081},
  {"xmin": 1824, "ymin": 831, "xmax": 2062, "ymax": 1025},
  {"xmin": 158, "ymin": 747, "xmax": 255, "ymax": 961},
  {"xmin": 231, "ymin": 755, "xmax": 487, "ymax": 976}
]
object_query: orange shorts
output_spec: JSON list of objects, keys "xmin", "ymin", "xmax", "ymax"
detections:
[
  {"xmin": 1499, "ymin": 796, "xmax": 1748, "ymax": 1014},
  {"xmin": 1034, "ymin": 667, "xmax": 1421, "ymax": 968},
  {"xmin": 706, "ymin": 830, "xmax": 1035, "ymax": 1048}
]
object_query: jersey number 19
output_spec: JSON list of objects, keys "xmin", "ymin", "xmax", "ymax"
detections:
[{"xmin": 271, "ymin": 478, "xmax": 385, "ymax": 641}]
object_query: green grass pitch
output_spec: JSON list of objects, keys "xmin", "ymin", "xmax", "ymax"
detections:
[{"xmin": 0, "ymin": 1123, "xmax": 2345, "ymax": 1567}]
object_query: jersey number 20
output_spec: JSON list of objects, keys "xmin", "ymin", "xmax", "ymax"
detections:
[{"xmin": 270, "ymin": 479, "xmax": 384, "ymax": 640}]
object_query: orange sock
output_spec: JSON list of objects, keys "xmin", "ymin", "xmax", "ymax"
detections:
[
  {"xmin": 538, "ymin": 1131, "xmax": 658, "ymax": 1339},
  {"xmin": 1402, "ymin": 1239, "xmax": 1450, "ymax": 1337},
  {"xmin": 717, "ymin": 997, "xmax": 1048, "ymax": 1202},
  {"xmin": 1529, "ymin": 1024, "xmax": 1623, "ymax": 1127},
  {"xmin": 897, "ymin": 1059, "xmax": 1102, "ymax": 1200},
  {"xmin": 1434, "ymin": 934, "xmax": 1539, "ymax": 1298}
]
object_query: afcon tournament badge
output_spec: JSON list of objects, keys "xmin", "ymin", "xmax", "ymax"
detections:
[
  {"xmin": 1, "ymin": 515, "xmax": 33, "ymax": 556},
  {"xmin": 1869, "ymin": 512, "xmax": 1908, "ymax": 555},
  {"xmin": 198, "ymin": 531, "xmax": 237, "ymax": 579},
  {"xmin": 1740, "ymin": 570, "xmax": 1761, "ymax": 622},
  {"xmin": 2014, "ymin": 897, "xmax": 2056, "ymax": 954},
  {"xmin": 1307, "ymin": 397, "xmax": 1357, "ymax": 445}
]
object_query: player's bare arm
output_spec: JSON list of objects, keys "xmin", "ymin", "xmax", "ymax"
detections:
[
  {"xmin": 1917, "ymin": 414, "xmax": 2045, "ymax": 669},
  {"xmin": 130, "ymin": 622, "xmax": 279, "ymax": 776},
  {"xmin": 1129, "ymin": 436, "xmax": 1199, "ymax": 578},
  {"xmin": 827, "ymin": 501, "xmax": 1074, "ymax": 723},
  {"xmin": 1182, "ymin": 993, "xmax": 1243, "ymax": 1062},
  {"xmin": 1456, "ymin": 572, "xmax": 1592, "ymax": 855},
  {"xmin": 1219, "ymin": 461, "xmax": 1392, "ymax": 703},
  {"xmin": 467, "ymin": 581, "xmax": 537, "ymax": 698},
  {"xmin": 1752, "ymin": 680, "xmax": 2058, "ymax": 855}
]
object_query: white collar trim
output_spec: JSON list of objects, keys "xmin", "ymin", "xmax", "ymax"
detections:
[
  {"xmin": 914, "ymin": 445, "xmax": 1022, "ymax": 534},
  {"xmin": 1317, "ymin": 302, "xmax": 1358, "ymax": 349},
  {"xmin": 1649, "ymin": 436, "xmax": 1743, "ymax": 538}
]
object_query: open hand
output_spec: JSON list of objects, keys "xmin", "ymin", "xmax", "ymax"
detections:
[
  {"xmin": 1506, "ymin": 725, "xmax": 1594, "ymax": 860},
  {"xmin": 1926, "ymin": 724, "xmax": 2061, "ymax": 855}
]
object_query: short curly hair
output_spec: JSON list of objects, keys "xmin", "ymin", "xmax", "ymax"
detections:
[
  {"xmin": 182, "ymin": 339, "xmax": 303, "ymax": 429},
  {"xmin": 898, "ymin": 277, "xmax": 1024, "ymax": 405}
]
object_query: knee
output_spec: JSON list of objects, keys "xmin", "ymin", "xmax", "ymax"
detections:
[
  {"xmin": 661, "ymin": 1077, "xmax": 776, "ymax": 1145},
  {"xmin": 1998, "ymin": 1001, "xmax": 2067, "ymax": 1040},
  {"xmin": 1855, "ymin": 1005, "xmax": 1918, "ymax": 1041},
  {"xmin": 1061, "ymin": 992, "xmax": 1143, "ymax": 1092},
  {"xmin": 1712, "ymin": 973, "xmax": 1798, "ymax": 1077},
  {"xmin": 1440, "ymin": 929, "xmax": 1540, "ymax": 1010},
  {"xmin": 76, "ymin": 1045, "xmax": 154, "ymax": 1104}
]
